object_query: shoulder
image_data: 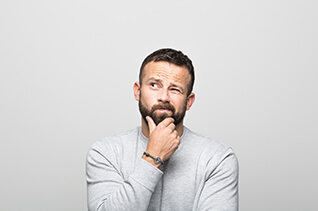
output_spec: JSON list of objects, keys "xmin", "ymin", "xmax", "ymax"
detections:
[
  {"xmin": 88, "ymin": 127, "xmax": 140, "ymax": 156},
  {"xmin": 183, "ymin": 127, "xmax": 237, "ymax": 163},
  {"xmin": 183, "ymin": 127, "xmax": 232, "ymax": 152}
]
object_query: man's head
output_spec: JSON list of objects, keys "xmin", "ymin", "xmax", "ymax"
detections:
[
  {"xmin": 134, "ymin": 48, "xmax": 195, "ymax": 126},
  {"xmin": 139, "ymin": 48, "xmax": 195, "ymax": 96}
]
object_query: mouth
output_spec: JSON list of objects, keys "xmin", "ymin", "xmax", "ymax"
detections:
[
  {"xmin": 155, "ymin": 108, "xmax": 172, "ymax": 112},
  {"xmin": 151, "ymin": 103, "xmax": 175, "ymax": 115}
]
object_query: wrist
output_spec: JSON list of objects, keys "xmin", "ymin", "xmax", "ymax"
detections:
[{"xmin": 142, "ymin": 152, "xmax": 163, "ymax": 168}]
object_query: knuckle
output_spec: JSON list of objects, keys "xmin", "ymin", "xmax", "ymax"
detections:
[
  {"xmin": 176, "ymin": 138, "xmax": 180, "ymax": 144},
  {"xmin": 168, "ymin": 127, "xmax": 174, "ymax": 133}
]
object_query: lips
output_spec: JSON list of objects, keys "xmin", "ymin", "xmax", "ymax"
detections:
[
  {"xmin": 156, "ymin": 108, "xmax": 172, "ymax": 112},
  {"xmin": 152, "ymin": 103, "xmax": 175, "ymax": 114}
]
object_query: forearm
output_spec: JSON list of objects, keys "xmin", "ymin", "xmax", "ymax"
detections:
[{"xmin": 87, "ymin": 156, "xmax": 162, "ymax": 211}]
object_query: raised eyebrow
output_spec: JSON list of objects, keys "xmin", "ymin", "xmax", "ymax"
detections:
[{"xmin": 147, "ymin": 77, "xmax": 162, "ymax": 84}]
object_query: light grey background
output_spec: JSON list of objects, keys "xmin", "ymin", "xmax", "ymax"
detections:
[{"xmin": 0, "ymin": 1, "xmax": 317, "ymax": 210}]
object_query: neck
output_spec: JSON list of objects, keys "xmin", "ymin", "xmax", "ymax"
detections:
[{"xmin": 141, "ymin": 118, "xmax": 184, "ymax": 138}]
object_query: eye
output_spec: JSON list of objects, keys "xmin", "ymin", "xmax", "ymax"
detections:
[
  {"xmin": 171, "ymin": 88, "xmax": 182, "ymax": 93},
  {"xmin": 150, "ymin": 83, "xmax": 158, "ymax": 88}
]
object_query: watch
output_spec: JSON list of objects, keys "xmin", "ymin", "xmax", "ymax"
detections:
[{"xmin": 143, "ymin": 152, "xmax": 164, "ymax": 165}]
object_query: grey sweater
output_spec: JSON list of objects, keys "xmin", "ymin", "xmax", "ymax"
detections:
[{"xmin": 86, "ymin": 127, "xmax": 238, "ymax": 211}]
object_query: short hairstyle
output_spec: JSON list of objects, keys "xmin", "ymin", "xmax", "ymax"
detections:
[{"xmin": 139, "ymin": 48, "xmax": 195, "ymax": 96}]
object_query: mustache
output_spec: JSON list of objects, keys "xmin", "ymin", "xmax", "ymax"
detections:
[{"xmin": 151, "ymin": 103, "xmax": 175, "ymax": 113}]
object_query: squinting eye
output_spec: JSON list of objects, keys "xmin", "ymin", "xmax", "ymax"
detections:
[{"xmin": 171, "ymin": 88, "xmax": 181, "ymax": 93}]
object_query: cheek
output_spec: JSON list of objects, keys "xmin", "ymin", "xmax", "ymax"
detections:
[
  {"xmin": 140, "ymin": 89, "xmax": 156, "ymax": 106},
  {"xmin": 171, "ymin": 96, "xmax": 187, "ymax": 110}
]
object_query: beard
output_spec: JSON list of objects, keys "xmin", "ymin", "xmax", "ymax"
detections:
[{"xmin": 139, "ymin": 94, "xmax": 187, "ymax": 126}]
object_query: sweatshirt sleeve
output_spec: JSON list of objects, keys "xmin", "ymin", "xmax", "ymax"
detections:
[
  {"xmin": 86, "ymin": 141, "xmax": 163, "ymax": 211},
  {"xmin": 195, "ymin": 148, "xmax": 239, "ymax": 211}
]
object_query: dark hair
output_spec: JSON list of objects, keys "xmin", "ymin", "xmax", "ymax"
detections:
[{"xmin": 139, "ymin": 48, "xmax": 195, "ymax": 96}]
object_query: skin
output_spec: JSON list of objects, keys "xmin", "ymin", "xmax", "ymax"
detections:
[{"xmin": 133, "ymin": 61, "xmax": 195, "ymax": 167}]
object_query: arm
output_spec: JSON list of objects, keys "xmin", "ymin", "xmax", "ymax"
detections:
[
  {"xmin": 86, "ymin": 143, "xmax": 163, "ymax": 211},
  {"xmin": 195, "ymin": 149, "xmax": 239, "ymax": 211},
  {"xmin": 86, "ymin": 117, "xmax": 180, "ymax": 211}
]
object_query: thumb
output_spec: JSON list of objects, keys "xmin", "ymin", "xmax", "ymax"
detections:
[{"xmin": 146, "ymin": 116, "xmax": 156, "ymax": 135}]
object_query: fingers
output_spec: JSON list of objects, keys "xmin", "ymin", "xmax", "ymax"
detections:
[
  {"xmin": 146, "ymin": 116, "xmax": 156, "ymax": 134},
  {"xmin": 146, "ymin": 116, "xmax": 175, "ymax": 135},
  {"xmin": 159, "ymin": 117, "xmax": 175, "ymax": 127}
]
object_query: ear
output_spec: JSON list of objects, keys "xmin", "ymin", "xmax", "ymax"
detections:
[
  {"xmin": 133, "ymin": 82, "xmax": 141, "ymax": 101},
  {"xmin": 186, "ymin": 93, "xmax": 195, "ymax": 110}
]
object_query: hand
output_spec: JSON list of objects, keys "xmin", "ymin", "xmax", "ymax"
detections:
[{"xmin": 144, "ymin": 116, "xmax": 180, "ymax": 164}]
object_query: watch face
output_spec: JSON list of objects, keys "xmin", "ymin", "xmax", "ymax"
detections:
[{"xmin": 154, "ymin": 157, "xmax": 163, "ymax": 164}]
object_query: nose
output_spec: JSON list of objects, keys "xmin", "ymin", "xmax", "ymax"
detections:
[{"xmin": 157, "ymin": 88, "xmax": 170, "ymax": 103}]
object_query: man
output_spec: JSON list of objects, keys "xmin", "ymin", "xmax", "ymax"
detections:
[{"xmin": 86, "ymin": 48, "xmax": 239, "ymax": 211}]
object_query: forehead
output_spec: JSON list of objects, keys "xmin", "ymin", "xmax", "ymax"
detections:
[{"xmin": 142, "ymin": 61, "xmax": 191, "ymax": 85}]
